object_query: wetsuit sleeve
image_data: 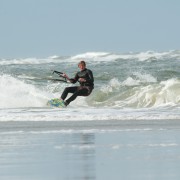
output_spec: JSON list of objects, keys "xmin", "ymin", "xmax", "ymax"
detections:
[
  {"xmin": 86, "ymin": 70, "xmax": 94, "ymax": 84},
  {"xmin": 69, "ymin": 73, "xmax": 79, "ymax": 84}
]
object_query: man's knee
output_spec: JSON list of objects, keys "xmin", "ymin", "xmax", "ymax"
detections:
[
  {"xmin": 64, "ymin": 87, "xmax": 71, "ymax": 92},
  {"xmin": 76, "ymin": 88, "xmax": 89, "ymax": 96}
]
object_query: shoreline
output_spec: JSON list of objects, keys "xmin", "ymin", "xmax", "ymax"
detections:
[
  {"xmin": 1, "ymin": 119, "xmax": 180, "ymax": 180},
  {"xmin": 1, "ymin": 119, "xmax": 180, "ymax": 133}
]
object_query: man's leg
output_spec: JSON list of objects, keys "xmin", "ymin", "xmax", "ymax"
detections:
[
  {"xmin": 65, "ymin": 87, "xmax": 90, "ymax": 105},
  {"xmin": 61, "ymin": 87, "xmax": 78, "ymax": 101}
]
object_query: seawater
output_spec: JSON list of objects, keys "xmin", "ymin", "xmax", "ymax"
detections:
[
  {"xmin": 0, "ymin": 50, "xmax": 180, "ymax": 180},
  {"xmin": 0, "ymin": 120, "xmax": 180, "ymax": 180},
  {"xmin": 0, "ymin": 50, "xmax": 179, "ymax": 121}
]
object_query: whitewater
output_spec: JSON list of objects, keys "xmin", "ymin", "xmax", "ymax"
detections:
[
  {"xmin": 0, "ymin": 50, "xmax": 180, "ymax": 121},
  {"xmin": 1, "ymin": 50, "xmax": 180, "ymax": 180}
]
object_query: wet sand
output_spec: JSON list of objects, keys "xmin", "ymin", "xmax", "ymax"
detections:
[{"xmin": 0, "ymin": 119, "xmax": 180, "ymax": 180}]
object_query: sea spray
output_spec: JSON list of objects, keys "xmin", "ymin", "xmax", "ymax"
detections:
[
  {"xmin": 0, "ymin": 50, "xmax": 179, "ymax": 121},
  {"xmin": 0, "ymin": 75, "xmax": 50, "ymax": 108}
]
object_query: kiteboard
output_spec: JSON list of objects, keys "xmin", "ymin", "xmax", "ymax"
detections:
[{"xmin": 47, "ymin": 98, "xmax": 66, "ymax": 108}]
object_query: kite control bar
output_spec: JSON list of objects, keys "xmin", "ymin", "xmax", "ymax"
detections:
[
  {"xmin": 52, "ymin": 70, "xmax": 64, "ymax": 77},
  {"xmin": 51, "ymin": 70, "xmax": 67, "ymax": 83}
]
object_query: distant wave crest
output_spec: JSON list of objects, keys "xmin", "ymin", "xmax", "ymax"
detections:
[{"xmin": 1, "ymin": 50, "xmax": 180, "ymax": 65}]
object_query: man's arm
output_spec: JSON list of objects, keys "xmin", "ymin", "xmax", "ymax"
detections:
[
  {"xmin": 86, "ymin": 70, "xmax": 94, "ymax": 84},
  {"xmin": 63, "ymin": 73, "xmax": 78, "ymax": 84}
]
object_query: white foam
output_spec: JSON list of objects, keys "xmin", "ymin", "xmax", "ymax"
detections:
[
  {"xmin": 132, "ymin": 51, "xmax": 168, "ymax": 61},
  {"xmin": 100, "ymin": 78, "xmax": 121, "ymax": 93},
  {"xmin": 71, "ymin": 52, "xmax": 110, "ymax": 59},
  {"xmin": 148, "ymin": 143, "xmax": 178, "ymax": 147},
  {"xmin": 122, "ymin": 73, "xmax": 157, "ymax": 86},
  {"xmin": 123, "ymin": 79, "xmax": 180, "ymax": 108},
  {"xmin": 111, "ymin": 143, "xmax": 179, "ymax": 149},
  {"xmin": 133, "ymin": 72, "xmax": 157, "ymax": 83},
  {"xmin": 122, "ymin": 77, "xmax": 140, "ymax": 86},
  {"xmin": 0, "ymin": 75, "xmax": 51, "ymax": 108},
  {"xmin": 96, "ymin": 77, "xmax": 180, "ymax": 108},
  {"xmin": 0, "ymin": 107, "xmax": 179, "ymax": 121},
  {"xmin": 1, "ymin": 50, "xmax": 179, "ymax": 65},
  {"xmin": 0, "ymin": 57, "xmax": 61, "ymax": 65},
  {"xmin": 70, "ymin": 50, "xmax": 180, "ymax": 62}
]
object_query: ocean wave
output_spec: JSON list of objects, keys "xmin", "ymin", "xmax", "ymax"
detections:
[
  {"xmin": 89, "ymin": 78, "xmax": 180, "ymax": 108},
  {"xmin": 0, "ymin": 73, "xmax": 179, "ymax": 109},
  {"xmin": 0, "ymin": 50, "xmax": 180, "ymax": 65},
  {"xmin": 0, "ymin": 107, "xmax": 179, "ymax": 121},
  {"xmin": 0, "ymin": 75, "xmax": 51, "ymax": 108},
  {"xmin": 0, "ymin": 57, "xmax": 61, "ymax": 65},
  {"xmin": 67, "ymin": 50, "xmax": 180, "ymax": 62}
]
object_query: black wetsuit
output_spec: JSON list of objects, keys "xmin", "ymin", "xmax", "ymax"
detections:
[{"xmin": 61, "ymin": 68, "xmax": 94, "ymax": 105}]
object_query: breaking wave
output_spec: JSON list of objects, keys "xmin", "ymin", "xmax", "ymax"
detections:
[{"xmin": 0, "ymin": 74, "xmax": 179, "ymax": 109}]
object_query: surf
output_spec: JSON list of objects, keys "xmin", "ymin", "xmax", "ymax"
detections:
[
  {"xmin": 0, "ymin": 50, "xmax": 179, "ymax": 111},
  {"xmin": 0, "ymin": 75, "xmax": 49, "ymax": 108}
]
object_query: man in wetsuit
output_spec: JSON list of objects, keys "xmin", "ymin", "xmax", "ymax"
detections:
[{"xmin": 61, "ymin": 60, "xmax": 94, "ymax": 106}]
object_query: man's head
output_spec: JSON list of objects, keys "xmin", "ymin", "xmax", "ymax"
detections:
[{"xmin": 78, "ymin": 61, "xmax": 86, "ymax": 70}]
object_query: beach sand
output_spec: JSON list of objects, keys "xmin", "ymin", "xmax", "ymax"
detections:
[{"xmin": 0, "ymin": 119, "xmax": 180, "ymax": 180}]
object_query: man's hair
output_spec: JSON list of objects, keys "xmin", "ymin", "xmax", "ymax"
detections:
[{"xmin": 78, "ymin": 60, "xmax": 86, "ymax": 67}]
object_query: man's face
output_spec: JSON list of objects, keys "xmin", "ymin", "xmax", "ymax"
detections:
[{"xmin": 78, "ymin": 64, "xmax": 85, "ymax": 70}]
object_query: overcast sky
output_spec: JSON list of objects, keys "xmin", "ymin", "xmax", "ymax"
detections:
[{"xmin": 0, "ymin": 0, "xmax": 180, "ymax": 58}]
